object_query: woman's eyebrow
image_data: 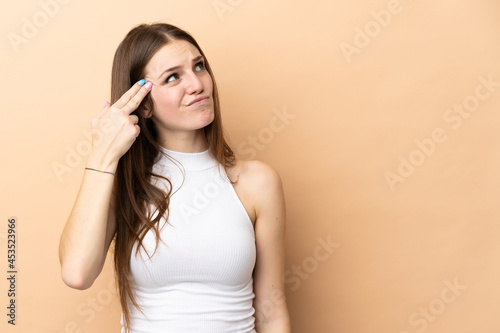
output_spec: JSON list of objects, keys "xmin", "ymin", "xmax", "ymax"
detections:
[{"xmin": 157, "ymin": 55, "xmax": 204, "ymax": 80}]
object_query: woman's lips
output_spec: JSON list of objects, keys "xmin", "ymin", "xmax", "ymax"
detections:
[{"xmin": 187, "ymin": 96, "xmax": 209, "ymax": 106}]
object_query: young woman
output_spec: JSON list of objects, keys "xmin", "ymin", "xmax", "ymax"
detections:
[{"xmin": 58, "ymin": 23, "xmax": 291, "ymax": 332}]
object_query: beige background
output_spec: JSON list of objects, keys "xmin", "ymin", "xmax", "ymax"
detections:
[{"xmin": 1, "ymin": 0, "xmax": 499, "ymax": 332}]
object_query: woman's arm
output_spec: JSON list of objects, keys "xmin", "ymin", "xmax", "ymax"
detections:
[
  {"xmin": 58, "ymin": 158, "xmax": 117, "ymax": 290},
  {"xmin": 58, "ymin": 80, "xmax": 152, "ymax": 289},
  {"xmin": 247, "ymin": 161, "xmax": 292, "ymax": 333}
]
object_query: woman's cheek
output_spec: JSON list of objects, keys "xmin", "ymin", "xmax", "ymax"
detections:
[{"xmin": 152, "ymin": 93, "xmax": 169, "ymax": 110}]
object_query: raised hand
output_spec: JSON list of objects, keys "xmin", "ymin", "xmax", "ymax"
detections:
[{"xmin": 87, "ymin": 79, "xmax": 153, "ymax": 170}]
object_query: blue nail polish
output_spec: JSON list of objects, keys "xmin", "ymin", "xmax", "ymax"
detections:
[{"xmin": 138, "ymin": 79, "xmax": 146, "ymax": 86}]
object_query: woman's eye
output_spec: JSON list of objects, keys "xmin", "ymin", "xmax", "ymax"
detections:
[
  {"xmin": 165, "ymin": 62, "xmax": 205, "ymax": 83},
  {"xmin": 166, "ymin": 73, "xmax": 179, "ymax": 83},
  {"xmin": 195, "ymin": 61, "xmax": 205, "ymax": 71}
]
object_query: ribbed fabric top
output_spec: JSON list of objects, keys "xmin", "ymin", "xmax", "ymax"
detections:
[{"xmin": 122, "ymin": 146, "xmax": 257, "ymax": 333}]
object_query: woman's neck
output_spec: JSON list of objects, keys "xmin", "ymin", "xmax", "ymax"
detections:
[{"xmin": 156, "ymin": 129, "xmax": 209, "ymax": 153}]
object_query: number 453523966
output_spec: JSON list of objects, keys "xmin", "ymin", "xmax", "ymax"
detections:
[{"xmin": 7, "ymin": 218, "xmax": 16, "ymax": 270}]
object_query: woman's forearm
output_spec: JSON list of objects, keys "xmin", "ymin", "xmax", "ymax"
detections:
[
  {"xmin": 255, "ymin": 307, "xmax": 292, "ymax": 333},
  {"xmin": 58, "ymin": 153, "xmax": 117, "ymax": 290}
]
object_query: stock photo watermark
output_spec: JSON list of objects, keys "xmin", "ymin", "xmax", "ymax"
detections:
[
  {"xmin": 339, "ymin": 0, "xmax": 410, "ymax": 64},
  {"xmin": 253, "ymin": 286, "xmax": 288, "ymax": 329},
  {"xmin": 54, "ymin": 278, "xmax": 117, "ymax": 333},
  {"xmin": 52, "ymin": 117, "xmax": 115, "ymax": 183},
  {"xmin": 384, "ymin": 74, "xmax": 499, "ymax": 191},
  {"xmin": 5, "ymin": 217, "xmax": 18, "ymax": 326},
  {"xmin": 253, "ymin": 234, "xmax": 340, "ymax": 329},
  {"xmin": 7, "ymin": 0, "xmax": 72, "ymax": 54},
  {"xmin": 237, "ymin": 106, "xmax": 296, "ymax": 160},
  {"xmin": 53, "ymin": 106, "xmax": 294, "ymax": 182},
  {"xmin": 178, "ymin": 170, "xmax": 227, "ymax": 223},
  {"xmin": 213, "ymin": 0, "xmax": 244, "ymax": 21},
  {"xmin": 285, "ymin": 235, "xmax": 340, "ymax": 291},
  {"xmin": 398, "ymin": 276, "xmax": 466, "ymax": 333}
]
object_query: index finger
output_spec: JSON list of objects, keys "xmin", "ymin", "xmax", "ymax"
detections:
[{"xmin": 113, "ymin": 79, "xmax": 152, "ymax": 113}]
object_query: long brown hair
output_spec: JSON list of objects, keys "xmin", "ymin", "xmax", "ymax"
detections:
[{"xmin": 110, "ymin": 22, "xmax": 236, "ymax": 332}]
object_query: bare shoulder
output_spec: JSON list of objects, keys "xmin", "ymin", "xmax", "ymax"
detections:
[
  {"xmin": 229, "ymin": 159, "xmax": 283, "ymax": 190},
  {"xmin": 227, "ymin": 159, "xmax": 284, "ymax": 225}
]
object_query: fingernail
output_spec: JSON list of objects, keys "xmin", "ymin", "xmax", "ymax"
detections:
[
  {"xmin": 104, "ymin": 101, "xmax": 109, "ymax": 107},
  {"xmin": 138, "ymin": 79, "xmax": 146, "ymax": 86},
  {"xmin": 144, "ymin": 81, "xmax": 152, "ymax": 90}
]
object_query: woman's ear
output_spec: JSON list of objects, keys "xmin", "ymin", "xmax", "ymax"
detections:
[
  {"xmin": 141, "ymin": 107, "xmax": 153, "ymax": 119},
  {"xmin": 141, "ymin": 97, "xmax": 153, "ymax": 118}
]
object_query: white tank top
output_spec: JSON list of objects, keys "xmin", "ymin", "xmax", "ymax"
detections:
[{"xmin": 121, "ymin": 146, "xmax": 257, "ymax": 333}]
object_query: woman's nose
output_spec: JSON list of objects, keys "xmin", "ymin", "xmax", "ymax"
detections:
[{"xmin": 185, "ymin": 71, "xmax": 203, "ymax": 94}]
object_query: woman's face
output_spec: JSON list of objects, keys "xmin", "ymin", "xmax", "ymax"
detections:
[{"xmin": 143, "ymin": 39, "xmax": 214, "ymax": 134}]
